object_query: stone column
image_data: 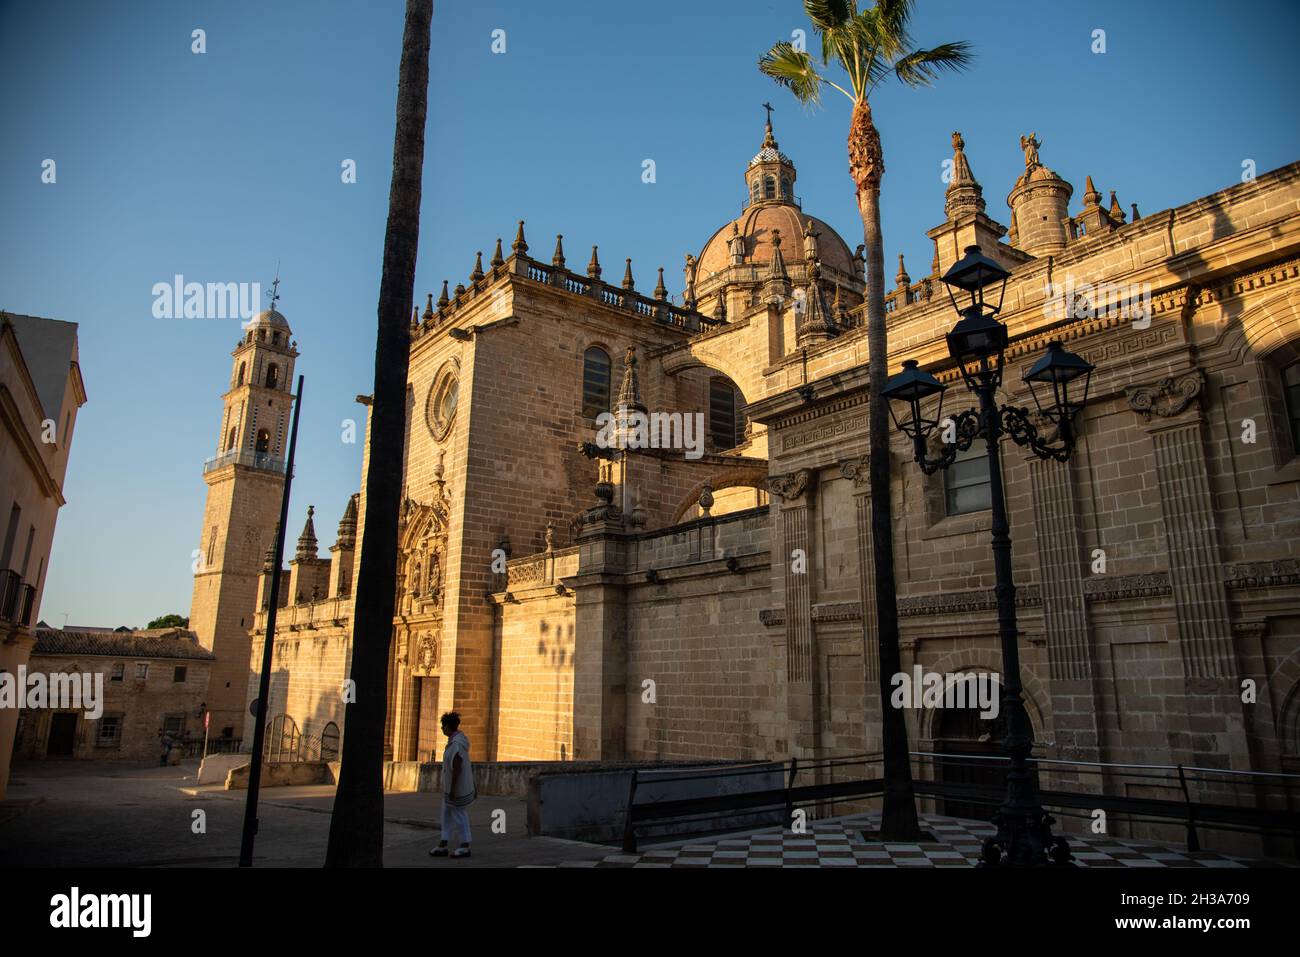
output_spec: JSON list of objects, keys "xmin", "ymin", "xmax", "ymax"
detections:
[
  {"xmin": 841, "ymin": 456, "xmax": 881, "ymax": 756},
  {"xmin": 569, "ymin": 508, "xmax": 631, "ymax": 761},
  {"xmin": 769, "ymin": 469, "xmax": 819, "ymax": 757},
  {"xmin": 1027, "ymin": 450, "xmax": 1105, "ymax": 798},
  {"xmin": 1127, "ymin": 369, "xmax": 1250, "ymax": 772}
]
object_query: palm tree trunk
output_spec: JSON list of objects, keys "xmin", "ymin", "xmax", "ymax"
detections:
[
  {"xmin": 850, "ymin": 97, "xmax": 923, "ymax": 841},
  {"xmin": 325, "ymin": 0, "xmax": 432, "ymax": 867}
]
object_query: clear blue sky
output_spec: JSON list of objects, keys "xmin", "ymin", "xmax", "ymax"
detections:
[{"xmin": 2, "ymin": 0, "xmax": 1297, "ymax": 627}]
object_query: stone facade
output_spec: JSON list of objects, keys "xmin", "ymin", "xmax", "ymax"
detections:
[
  {"xmin": 13, "ymin": 627, "xmax": 213, "ymax": 763},
  {"xmin": 0, "ymin": 313, "xmax": 86, "ymax": 798},
  {"xmin": 197, "ymin": 118, "xmax": 1300, "ymax": 850}
]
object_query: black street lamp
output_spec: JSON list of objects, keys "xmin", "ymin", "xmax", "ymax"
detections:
[{"xmin": 882, "ymin": 245, "xmax": 1093, "ymax": 867}]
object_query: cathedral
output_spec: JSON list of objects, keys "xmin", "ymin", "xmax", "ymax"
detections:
[{"xmin": 187, "ymin": 116, "xmax": 1300, "ymax": 837}]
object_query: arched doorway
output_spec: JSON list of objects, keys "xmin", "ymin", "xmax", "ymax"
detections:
[{"xmin": 934, "ymin": 679, "xmax": 1008, "ymax": 821}]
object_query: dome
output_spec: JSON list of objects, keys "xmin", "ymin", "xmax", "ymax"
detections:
[
  {"xmin": 247, "ymin": 308, "xmax": 291, "ymax": 332},
  {"xmin": 696, "ymin": 203, "xmax": 857, "ymax": 279},
  {"xmin": 750, "ymin": 144, "xmax": 791, "ymax": 167}
]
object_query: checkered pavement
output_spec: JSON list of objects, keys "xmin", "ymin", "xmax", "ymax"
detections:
[{"xmin": 552, "ymin": 813, "xmax": 1295, "ymax": 868}]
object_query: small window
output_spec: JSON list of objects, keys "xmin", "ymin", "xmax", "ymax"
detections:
[
  {"xmin": 1284, "ymin": 362, "xmax": 1300, "ymax": 453},
  {"xmin": 163, "ymin": 714, "xmax": 185, "ymax": 735},
  {"xmin": 751, "ymin": 180, "xmax": 761, "ymax": 204},
  {"xmin": 135, "ymin": 663, "xmax": 150, "ymax": 680},
  {"xmin": 226, "ymin": 427, "xmax": 237, "ymax": 452},
  {"xmin": 781, "ymin": 177, "xmax": 792, "ymax": 200},
  {"xmin": 764, "ymin": 176, "xmax": 776, "ymax": 200},
  {"xmin": 110, "ymin": 663, "xmax": 124, "ymax": 683},
  {"xmin": 236, "ymin": 362, "xmax": 246, "ymax": 386},
  {"xmin": 709, "ymin": 378, "xmax": 744, "ymax": 449},
  {"xmin": 97, "ymin": 715, "xmax": 123, "ymax": 748},
  {"xmin": 255, "ymin": 429, "xmax": 271, "ymax": 454},
  {"xmin": 944, "ymin": 439, "xmax": 992, "ymax": 516},
  {"xmin": 173, "ymin": 666, "xmax": 187, "ymax": 683},
  {"xmin": 266, "ymin": 364, "xmax": 279, "ymax": 389},
  {"xmin": 582, "ymin": 347, "xmax": 612, "ymax": 418}
]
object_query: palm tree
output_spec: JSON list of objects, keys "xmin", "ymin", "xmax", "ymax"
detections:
[
  {"xmin": 761, "ymin": 0, "xmax": 971, "ymax": 841},
  {"xmin": 325, "ymin": 0, "xmax": 432, "ymax": 867}
]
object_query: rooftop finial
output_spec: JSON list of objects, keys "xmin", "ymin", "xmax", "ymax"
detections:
[
  {"xmin": 267, "ymin": 263, "xmax": 281, "ymax": 311},
  {"xmin": 1109, "ymin": 190, "xmax": 1127, "ymax": 224},
  {"xmin": 622, "ymin": 258, "xmax": 635, "ymax": 291},
  {"xmin": 437, "ymin": 280, "xmax": 450, "ymax": 308},
  {"xmin": 423, "ymin": 292, "xmax": 434, "ymax": 322},
  {"xmin": 512, "ymin": 220, "xmax": 528, "ymax": 255},
  {"xmin": 471, "ymin": 251, "xmax": 485, "ymax": 282},
  {"xmin": 552, "ymin": 234, "xmax": 566, "ymax": 269},
  {"xmin": 895, "ymin": 253, "xmax": 910, "ymax": 289},
  {"xmin": 768, "ymin": 229, "xmax": 788, "ymax": 280},
  {"xmin": 490, "ymin": 237, "xmax": 505, "ymax": 268},
  {"xmin": 1083, "ymin": 175, "xmax": 1101, "ymax": 207},
  {"xmin": 588, "ymin": 245, "xmax": 601, "ymax": 280},
  {"xmin": 654, "ymin": 267, "xmax": 667, "ymax": 301}
]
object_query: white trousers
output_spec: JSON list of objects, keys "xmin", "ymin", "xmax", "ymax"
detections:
[{"xmin": 441, "ymin": 800, "xmax": 472, "ymax": 846}]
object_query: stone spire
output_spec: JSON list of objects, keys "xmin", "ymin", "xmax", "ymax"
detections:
[
  {"xmin": 490, "ymin": 237, "xmax": 505, "ymax": 268},
  {"xmin": 263, "ymin": 528, "xmax": 279, "ymax": 572},
  {"xmin": 895, "ymin": 253, "xmax": 910, "ymax": 289},
  {"xmin": 437, "ymin": 280, "xmax": 450, "ymax": 309},
  {"xmin": 622, "ymin": 258, "xmax": 635, "ymax": 291},
  {"xmin": 295, "ymin": 506, "xmax": 318, "ymax": 562},
  {"xmin": 944, "ymin": 131, "xmax": 986, "ymax": 218},
  {"xmin": 1130, "ymin": 202, "xmax": 1141, "ymax": 222},
  {"xmin": 616, "ymin": 346, "xmax": 647, "ymax": 413},
  {"xmin": 796, "ymin": 256, "xmax": 837, "ymax": 345},
  {"xmin": 470, "ymin": 251, "xmax": 485, "ymax": 282},
  {"xmin": 410, "ymin": 306, "xmax": 419, "ymax": 328},
  {"xmin": 768, "ymin": 229, "xmax": 788, "ymax": 280},
  {"xmin": 552, "ymin": 234, "xmax": 566, "ymax": 269},
  {"xmin": 654, "ymin": 267, "xmax": 667, "ymax": 301},
  {"xmin": 334, "ymin": 494, "xmax": 358, "ymax": 550},
  {"xmin": 1108, "ymin": 190, "xmax": 1127, "ymax": 224},
  {"xmin": 511, "ymin": 220, "xmax": 528, "ymax": 255},
  {"xmin": 587, "ymin": 245, "xmax": 602, "ymax": 280},
  {"xmin": 931, "ymin": 238, "xmax": 941, "ymax": 274},
  {"xmin": 422, "ymin": 293, "xmax": 434, "ymax": 322},
  {"xmin": 714, "ymin": 290, "xmax": 727, "ymax": 322},
  {"xmin": 1082, "ymin": 175, "xmax": 1102, "ymax": 208}
]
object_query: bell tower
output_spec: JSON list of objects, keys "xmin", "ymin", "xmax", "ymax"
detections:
[{"xmin": 189, "ymin": 294, "xmax": 299, "ymax": 740}]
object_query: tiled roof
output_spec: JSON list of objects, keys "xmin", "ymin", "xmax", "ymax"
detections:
[{"xmin": 31, "ymin": 628, "xmax": 216, "ymax": 661}]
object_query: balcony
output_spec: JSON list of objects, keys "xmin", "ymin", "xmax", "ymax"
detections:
[
  {"xmin": 0, "ymin": 569, "xmax": 36, "ymax": 626},
  {"xmin": 203, "ymin": 449, "xmax": 288, "ymax": 475}
]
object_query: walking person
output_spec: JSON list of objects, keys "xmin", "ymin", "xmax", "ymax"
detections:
[{"xmin": 429, "ymin": 712, "xmax": 475, "ymax": 859}]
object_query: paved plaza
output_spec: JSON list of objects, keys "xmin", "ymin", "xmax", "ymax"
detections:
[{"xmin": 2, "ymin": 760, "xmax": 1293, "ymax": 869}]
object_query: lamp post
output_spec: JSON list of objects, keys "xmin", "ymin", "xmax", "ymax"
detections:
[{"xmin": 882, "ymin": 245, "xmax": 1094, "ymax": 867}]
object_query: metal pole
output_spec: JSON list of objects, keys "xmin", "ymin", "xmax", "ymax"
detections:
[
  {"xmin": 977, "ymin": 382, "xmax": 1058, "ymax": 866},
  {"xmin": 239, "ymin": 374, "xmax": 304, "ymax": 867},
  {"xmin": 200, "ymin": 711, "xmax": 210, "ymax": 765}
]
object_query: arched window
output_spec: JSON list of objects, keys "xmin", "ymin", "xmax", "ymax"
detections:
[
  {"xmin": 320, "ymin": 722, "xmax": 340, "ymax": 762},
  {"xmin": 265, "ymin": 364, "xmax": 279, "ymax": 389},
  {"xmin": 255, "ymin": 429, "xmax": 271, "ymax": 454},
  {"xmin": 764, "ymin": 176, "xmax": 776, "ymax": 200},
  {"xmin": 781, "ymin": 177, "xmax": 792, "ymax": 200},
  {"xmin": 944, "ymin": 439, "xmax": 992, "ymax": 515},
  {"xmin": 751, "ymin": 180, "xmax": 761, "ymax": 204},
  {"xmin": 227, "ymin": 427, "xmax": 237, "ymax": 452},
  {"xmin": 272, "ymin": 331, "xmax": 281, "ymax": 345},
  {"xmin": 582, "ymin": 347, "xmax": 611, "ymax": 418},
  {"xmin": 709, "ymin": 377, "xmax": 745, "ymax": 449},
  {"xmin": 236, "ymin": 362, "xmax": 246, "ymax": 386},
  {"xmin": 1284, "ymin": 361, "xmax": 1300, "ymax": 453}
]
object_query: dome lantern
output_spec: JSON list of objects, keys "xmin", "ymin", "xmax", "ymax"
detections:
[{"xmin": 745, "ymin": 107, "xmax": 797, "ymax": 208}]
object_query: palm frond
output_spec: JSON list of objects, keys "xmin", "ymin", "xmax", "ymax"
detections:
[
  {"xmin": 891, "ymin": 42, "xmax": 974, "ymax": 88},
  {"xmin": 804, "ymin": 0, "xmax": 855, "ymax": 33},
  {"xmin": 758, "ymin": 42, "xmax": 825, "ymax": 106}
]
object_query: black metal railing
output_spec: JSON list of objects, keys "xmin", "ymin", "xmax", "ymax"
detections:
[
  {"xmin": 620, "ymin": 750, "xmax": 1300, "ymax": 855},
  {"xmin": 203, "ymin": 449, "xmax": 288, "ymax": 475},
  {"xmin": 0, "ymin": 569, "xmax": 35, "ymax": 625}
]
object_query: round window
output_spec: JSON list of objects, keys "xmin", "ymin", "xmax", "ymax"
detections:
[{"xmin": 426, "ymin": 369, "xmax": 459, "ymax": 440}]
